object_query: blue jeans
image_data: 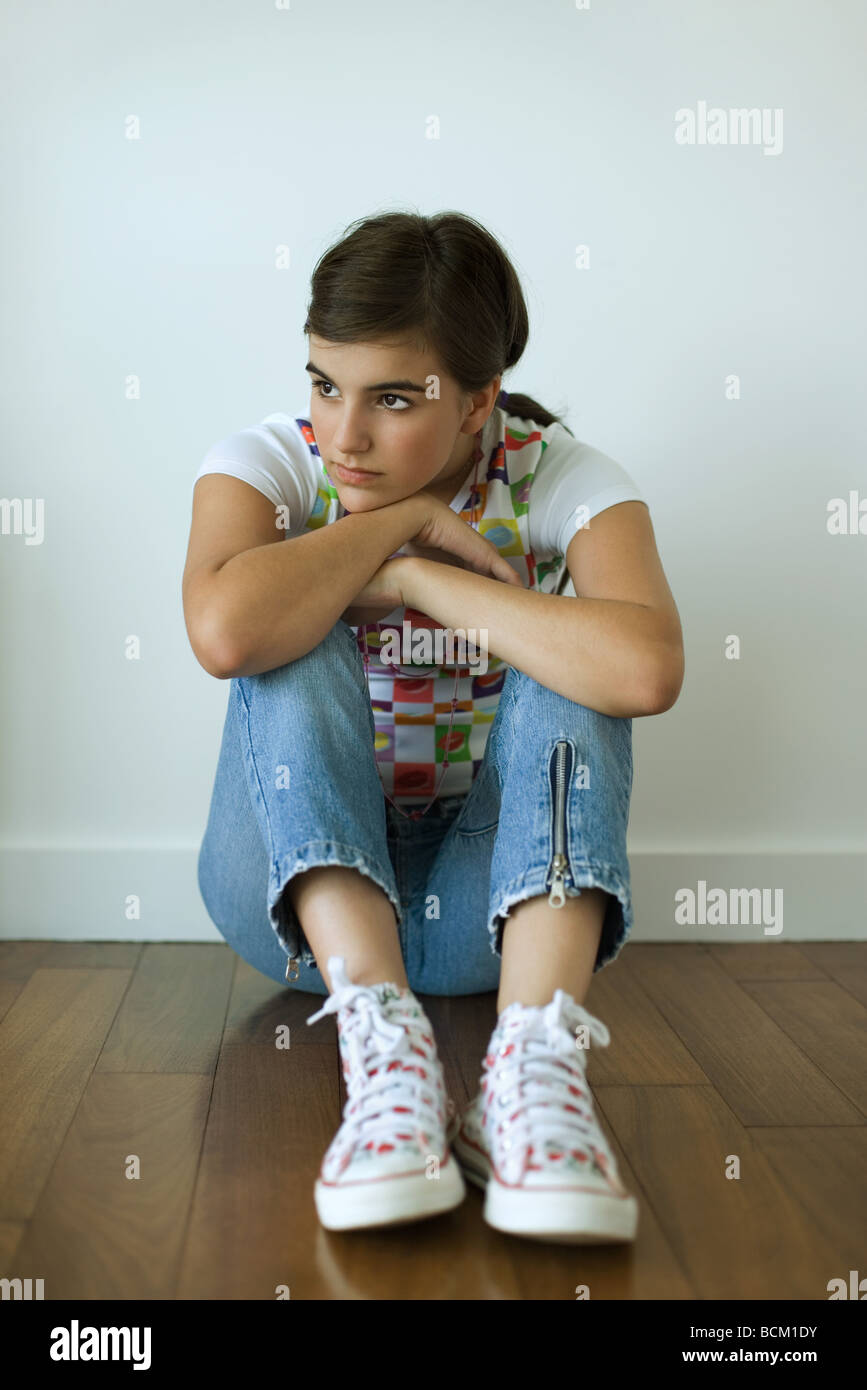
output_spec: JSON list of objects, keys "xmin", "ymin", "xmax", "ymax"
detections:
[{"xmin": 197, "ymin": 619, "xmax": 635, "ymax": 997}]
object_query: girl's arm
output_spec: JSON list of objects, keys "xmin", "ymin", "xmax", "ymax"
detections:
[
  {"xmin": 394, "ymin": 501, "xmax": 684, "ymax": 718},
  {"xmin": 183, "ymin": 478, "xmax": 520, "ymax": 679},
  {"xmin": 183, "ymin": 477, "xmax": 424, "ymax": 678}
]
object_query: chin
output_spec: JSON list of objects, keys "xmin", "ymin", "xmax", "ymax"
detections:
[{"xmin": 335, "ymin": 486, "xmax": 385, "ymax": 510}]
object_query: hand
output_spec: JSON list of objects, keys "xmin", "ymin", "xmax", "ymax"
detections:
[
  {"xmin": 339, "ymin": 492, "xmax": 525, "ymax": 627},
  {"xmin": 403, "ymin": 491, "xmax": 525, "ymax": 590}
]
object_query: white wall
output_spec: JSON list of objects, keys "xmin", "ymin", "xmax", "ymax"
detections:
[{"xmin": 2, "ymin": 0, "xmax": 865, "ymax": 945}]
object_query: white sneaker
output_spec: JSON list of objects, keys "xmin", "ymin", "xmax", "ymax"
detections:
[
  {"xmin": 306, "ymin": 955, "xmax": 465, "ymax": 1231},
  {"xmin": 452, "ymin": 990, "xmax": 639, "ymax": 1244}
]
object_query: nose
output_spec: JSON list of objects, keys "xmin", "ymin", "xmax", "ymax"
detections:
[{"xmin": 332, "ymin": 405, "xmax": 370, "ymax": 458}]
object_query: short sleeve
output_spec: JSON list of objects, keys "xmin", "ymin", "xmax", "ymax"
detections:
[
  {"xmin": 191, "ymin": 411, "xmax": 319, "ymax": 538},
  {"xmin": 528, "ymin": 424, "xmax": 648, "ymax": 558}
]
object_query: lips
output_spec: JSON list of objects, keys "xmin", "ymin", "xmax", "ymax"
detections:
[{"xmin": 332, "ymin": 461, "xmax": 380, "ymax": 483}]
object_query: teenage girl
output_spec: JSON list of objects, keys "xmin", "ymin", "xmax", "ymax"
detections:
[{"xmin": 183, "ymin": 210, "xmax": 684, "ymax": 1244}]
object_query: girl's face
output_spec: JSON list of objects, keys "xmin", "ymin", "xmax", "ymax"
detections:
[{"xmin": 305, "ymin": 334, "xmax": 498, "ymax": 511}]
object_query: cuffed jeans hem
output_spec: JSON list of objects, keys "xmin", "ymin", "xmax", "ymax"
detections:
[
  {"xmin": 267, "ymin": 842, "xmax": 403, "ymax": 970},
  {"xmin": 487, "ymin": 859, "xmax": 634, "ymax": 976}
]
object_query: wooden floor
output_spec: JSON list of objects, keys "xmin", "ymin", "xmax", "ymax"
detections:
[{"xmin": 0, "ymin": 939, "xmax": 865, "ymax": 1300}]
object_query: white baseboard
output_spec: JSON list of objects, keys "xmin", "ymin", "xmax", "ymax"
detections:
[{"xmin": 0, "ymin": 848, "xmax": 864, "ymax": 945}]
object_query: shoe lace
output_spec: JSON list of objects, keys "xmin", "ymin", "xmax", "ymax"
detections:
[
  {"xmin": 307, "ymin": 976, "xmax": 443, "ymax": 1159},
  {"xmin": 482, "ymin": 990, "xmax": 616, "ymax": 1173}
]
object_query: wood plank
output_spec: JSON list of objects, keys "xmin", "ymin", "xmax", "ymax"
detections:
[
  {"xmin": 0, "ymin": 1220, "xmax": 26, "ymax": 1269},
  {"xmin": 426, "ymin": 992, "xmax": 499, "ymax": 1107},
  {"xmin": 419, "ymin": 993, "xmax": 491, "ymax": 1113},
  {"xmin": 95, "ymin": 944, "xmax": 235, "ymax": 1075},
  {"xmin": 503, "ymin": 1089, "xmax": 695, "ymax": 1300},
  {"xmin": 31, "ymin": 943, "xmax": 144, "ymax": 969},
  {"xmin": 318, "ymin": 1189, "xmax": 525, "ymax": 1300},
  {"xmin": 585, "ymin": 950, "xmax": 710, "ymax": 1085},
  {"xmin": 708, "ymin": 943, "xmax": 829, "ymax": 981},
  {"xmin": 0, "ymin": 968, "xmax": 132, "ymax": 1220},
  {"xmin": 618, "ymin": 945, "xmax": 861, "ymax": 1125},
  {"xmin": 799, "ymin": 943, "xmax": 867, "ymax": 1011},
  {"xmin": 599, "ymin": 1084, "xmax": 826, "ymax": 1298},
  {"xmin": 15, "ymin": 1074, "xmax": 211, "ymax": 1299},
  {"xmin": 0, "ymin": 943, "xmax": 50, "ymax": 976},
  {"xmin": 0, "ymin": 943, "xmax": 50, "ymax": 1023},
  {"xmin": 176, "ymin": 1044, "xmax": 340, "ymax": 1299},
  {"xmin": 741, "ymin": 980, "xmax": 867, "ymax": 1118},
  {"xmin": 222, "ymin": 959, "xmax": 333, "ymax": 1048},
  {"xmin": 750, "ymin": 1126, "xmax": 867, "ymax": 1278},
  {"xmin": 0, "ymin": 945, "xmax": 142, "ymax": 1021}
]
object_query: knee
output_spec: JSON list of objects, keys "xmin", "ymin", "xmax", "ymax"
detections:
[
  {"xmin": 239, "ymin": 620, "xmax": 362, "ymax": 695},
  {"xmin": 506, "ymin": 667, "xmax": 632, "ymax": 747},
  {"xmin": 498, "ymin": 681, "xmax": 632, "ymax": 806}
]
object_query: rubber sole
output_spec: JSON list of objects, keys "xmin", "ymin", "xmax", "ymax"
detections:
[
  {"xmin": 315, "ymin": 1153, "xmax": 466, "ymax": 1231},
  {"xmin": 453, "ymin": 1134, "xmax": 639, "ymax": 1245}
]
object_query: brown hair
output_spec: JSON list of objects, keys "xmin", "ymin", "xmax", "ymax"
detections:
[{"xmin": 302, "ymin": 209, "xmax": 574, "ymax": 436}]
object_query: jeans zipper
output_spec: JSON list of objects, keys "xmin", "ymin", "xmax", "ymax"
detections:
[
  {"xmin": 285, "ymin": 956, "xmax": 300, "ymax": 983},
  {"xmin": 546, "ymin": 739, "xmax": 573, "ymax": 908}
]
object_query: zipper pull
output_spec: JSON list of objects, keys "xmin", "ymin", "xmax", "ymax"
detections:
[
  {"xmin": 285, "ymin": 955, "xmax": 300, "ymax": 983},
  {"xmin": 548, "ymin": 854, "xmax": 569, "ymax": 908}
]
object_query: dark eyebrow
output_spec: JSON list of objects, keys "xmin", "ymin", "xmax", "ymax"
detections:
[{"xmin": 305, "ymin": 361, "xmax": 428, "ymax": 393}]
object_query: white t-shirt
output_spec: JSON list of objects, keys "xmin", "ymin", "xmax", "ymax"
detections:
[{"xmin": 193, "ymin": 404, "xmax": 647, "ymax": 804}]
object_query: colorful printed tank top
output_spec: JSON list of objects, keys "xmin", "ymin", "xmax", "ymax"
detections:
[{"xmin": 294, "ymin": 394, "xmax": 568, "ymax": 805}]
